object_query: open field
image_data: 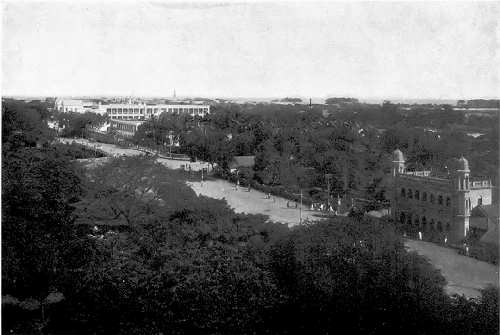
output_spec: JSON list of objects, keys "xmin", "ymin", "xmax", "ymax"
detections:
[{"xmin": 189, "ymin": 179, "xmax": 320, "ymax": 227}]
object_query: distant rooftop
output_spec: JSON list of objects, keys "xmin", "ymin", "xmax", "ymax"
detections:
[
  {"xmin": 110, "ymin": 120, "xmax": 145, "ymax": 125},
  {"xmin": 229, "ymin": 156, "xmax": 255, "ymax": 169}
]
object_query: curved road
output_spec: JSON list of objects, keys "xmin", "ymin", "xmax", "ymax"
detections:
[{"xmin": 64, "ymin": 137, "xmax": 499, "ymax": 299}]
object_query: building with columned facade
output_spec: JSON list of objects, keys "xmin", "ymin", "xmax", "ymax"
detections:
[
  {"xmin": 105, "ymin": 103, "xmax": 210, "ymax": 121},
  {"xmin": 55, "ymin": 99, "xmax": 106, "ymax": 115},
  {"xmin": 104, "ymin": 103, "xmax": 210, "ymax": 137}
]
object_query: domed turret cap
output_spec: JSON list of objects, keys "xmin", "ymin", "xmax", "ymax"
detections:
[
  {"xmin": 457, "ymin": 156, "xmax": 470, "ymax": 171},
  {"xmin": 393, "ymin": 149, "xmax": 405, "ymax": 162}
]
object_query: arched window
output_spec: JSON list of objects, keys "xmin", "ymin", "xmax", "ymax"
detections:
[
  {"xmin": 430, "ymin": 219, "xmax": 435, "ymax": 230},
  {"xmin": 406, "ymin": 214, "xmax": 412, "ymax": 225},
  {"xmin": 445, "ymin": 222, "xmax": 451, "ymax": 231},
  {"xmin": 438, "ymin": 195, "xmax": 443, "ymax": 205},
  {"xmin": 414, "ymin": 215, "xmax": 420, "ymax": 226},
  {"xmin": 422, "ymin": 192, "xmax": 427, "ymax": 201},
  {"xmin": 415, "ymin": 190, "xmax": 420, "ymax": 200},
  {"xmin": 446, "ymin": 197, "xmax": 451, "ymax": 207},
  {"xmin": 408, "ymin": 189, "xmax": 413, "ymax": 199},
  {"xmin": 401, "ymin": 188, "xmax": 406, "ymax": 197},
  {"xmin": 437, "ymin": 221, "xmax": 443, "ymax": 232},
  {"xmin": 422, "ymin": 217, "xmax": 427, "ymax": 228},
  {"xmin": 400, "ymin": 212, "xmax": 406, "ymax": 224},
  {"xmin": 430, "ymin": 194, "xmax": 435, "ymax": 204}
]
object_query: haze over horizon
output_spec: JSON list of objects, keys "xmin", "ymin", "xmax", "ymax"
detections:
[{"xmin": 2, "ymin": 1, "xmax": 499, "ymax": 99}]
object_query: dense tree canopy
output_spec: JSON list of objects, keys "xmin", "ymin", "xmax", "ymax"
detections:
[
  {"xmin": 2, "ymin": 99, "xmax": 53, "ymax": 150},
  {"xmin": 55, "ymin": 111, "xmax": 107, "ymax": 138},
  {"xmin": 131, "ymin": 101, "xmax": 498, "ymax": 206},
  {"xmin": 2, "ymin": 99, "xmax": 498, "ymax": 334}
]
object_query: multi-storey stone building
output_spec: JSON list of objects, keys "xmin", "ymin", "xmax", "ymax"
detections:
[
  {"xmin": 104, "ymin": 103, "xmax": 210, "ymax": 137},
  {"xmin": 391, "ymin": 149, "xmax": 494, "ymax": 243},
  {"xmin": 105, "ymin": 103, "xmax": 210, "ymax": 121},
  {"xmin": 55, "ymin": 99, "xmax": 106, "ymax": 115}
]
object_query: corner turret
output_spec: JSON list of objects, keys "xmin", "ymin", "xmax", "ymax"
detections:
[{"xmin": 392, "ymin": 149, "xmax": 405, "ymax": 176}]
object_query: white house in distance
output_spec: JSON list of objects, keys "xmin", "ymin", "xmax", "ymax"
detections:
[
  {"xmin": 55, "ymin": 98, "xmax": 210, "ymax": 119},
  {"xmin": 105, "ymin": 103, "xmax": 210, "ymax": 137},
  {"xmin": 104, "ymin": 103, "xmax": 210, "ymax": 121},
  {"xmin": 55, "ymin": 99, "xmax": 106, "ymax": 115},
  {"xmin": 105, "ymin": 102, "xmax": 210, "ymax": 137},
  {"xmin": 55, "ymin": 97, "xmax": 211, "ymax": 137}
]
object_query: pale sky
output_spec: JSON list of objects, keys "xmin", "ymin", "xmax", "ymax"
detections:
[{"xmin": 2, "ymin": 1, "xmax": 499, "ymax": 99}]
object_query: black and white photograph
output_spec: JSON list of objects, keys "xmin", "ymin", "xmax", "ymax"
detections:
[{"xmin": 1, "ymin": 1, "xmax": 499, "ymax": 334}]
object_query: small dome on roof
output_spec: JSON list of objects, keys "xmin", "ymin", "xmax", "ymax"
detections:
[
  {"xmin": 393, "ymin": 149, "xmax": 405, "ymax": 162},
  {"xmin": 457, "ymin": 156, "xmax": 470, "ymax": 171}
]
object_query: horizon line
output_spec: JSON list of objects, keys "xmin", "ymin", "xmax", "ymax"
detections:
[{"xmin": 3, "ymin": 94, "xmax": 500, "ymax": 101}]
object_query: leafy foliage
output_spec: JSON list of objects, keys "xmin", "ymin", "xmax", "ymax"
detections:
[
  {"xmin": 2, "ymin": 98, "xmax": 53, "ymax": 150},
  {"xmin": 55, "ymin": 111, "xmax": 107, "ymax": 138},
  {"xmin": 2, "ymin": 99, "xmax": 498, "ymax": 334},
  {"xmin": 268, "ymin": 218, "xmax": 499, "ymax": 335}
]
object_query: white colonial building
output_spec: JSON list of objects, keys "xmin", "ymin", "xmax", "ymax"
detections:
[
  {"xmin": 55, "ymin": 99, "xmax": 106, "ymax": 115},
  {"xmin": 104, "ymin": 103, "xmax": 210, "ymax": 137},
  {"xmin": 105, "ymin": 103, "xmax": 210, "ymax": 121}
]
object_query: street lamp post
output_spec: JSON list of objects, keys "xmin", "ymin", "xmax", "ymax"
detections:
[
  {"xmin": 299, "ymin": 189, "xmax": 303, "ymax": 224},
  {"xmin": 325, "ymin": 173, "xmax": 333, "ymax": 209},
  {"xmin": 293, "ymin": 189, "xmax": 303, "ymax": 225},
  {"xmin": 168, "ymin": 131, "xmax": 174, "ymax": 159}
]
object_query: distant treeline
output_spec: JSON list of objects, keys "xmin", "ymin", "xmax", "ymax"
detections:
[
  {"xmin": 457, "ymin": 99, "xmax": 500, "ymax": 109},
  {"xmin": 325, "ymin": 97, "xmax": 360, "ymax": 105}
]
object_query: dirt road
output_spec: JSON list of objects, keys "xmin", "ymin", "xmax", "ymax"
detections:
[
  {"xmin": 64, "ymin": 137, "xmax": 499, "ymax": 298},
  {"xmin": 189, "ymin": 179, "xmax": 320, "ymax": 227},
  {"xmin": 405, "ymin": 239, "xmax": 499, "ymax": 298}
]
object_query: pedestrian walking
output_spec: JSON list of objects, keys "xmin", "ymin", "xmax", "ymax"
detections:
[{"xmin": 418, "ymin": 231, "xmax": 422, "ymax": 240}]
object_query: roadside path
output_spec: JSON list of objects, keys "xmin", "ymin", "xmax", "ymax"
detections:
[
  {"xmin": 58, "ymin": 138, "xmax": 319, "ymax": 226},
  {"xmin": 405, "ymin": 239, "xmax": 499, "ymax": 298},
  {"xmin": 58, "ymin": 137, "xmax": 211, "ymax": 171},
  {"xmin": 189, "ymin": 179, "xmax": 319, "ymax": 227},
  {"xmin": 63, "ymin": 137, "xmax": 499, "ymax": 298}
]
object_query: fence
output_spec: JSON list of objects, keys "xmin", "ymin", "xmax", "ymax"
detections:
[{"xmin": 85, "ymin": 130, "xmax": 192, "ymax": 161}]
